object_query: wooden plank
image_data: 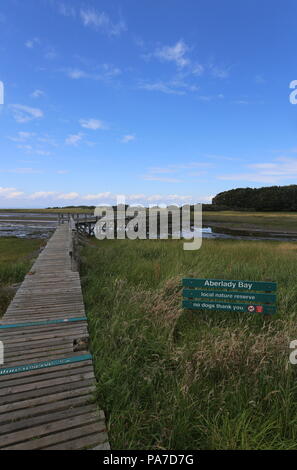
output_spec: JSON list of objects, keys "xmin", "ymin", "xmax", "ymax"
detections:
[
  {"xmin": 44, "ymin": 428, "xmax": 109, "ymax": 450},
  {"xmin": 5, "ymin": 421, "xmax": 107, "ymax": 450},
  {"xmin": 0, "ymin": 385, "xmax": 95, "ymax": 417},
  {"xmin": 0, "ymin": 224, "xmax": 109, "ymax": 450},
  {"xmin": 0, "ymin": 410, "xmax": 102, "ymax": 448},
  {"xmin": 0, "ymin": 403, "xmax": 97, "ymax": 435}
]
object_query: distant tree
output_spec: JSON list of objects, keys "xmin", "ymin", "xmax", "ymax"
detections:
[{"xmin": 212, "ymin": 185, "xmax": 297, "ymax": 211}]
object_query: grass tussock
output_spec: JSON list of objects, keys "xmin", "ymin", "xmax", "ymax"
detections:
[{"xmin": 80, "ymin": 238, "xmax": 297, "ymax": 450}]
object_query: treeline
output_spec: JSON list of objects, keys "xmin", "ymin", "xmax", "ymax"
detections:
[
  {"xmin": 46, "ymin": 205, "xmax": 96, "ymax": 210},
  {"xmin": 212, "ymin": 185, "xmax": 297, "ymax": 211}
]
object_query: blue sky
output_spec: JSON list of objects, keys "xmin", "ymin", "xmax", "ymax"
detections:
[{"xmin": 0, "ymin": 0, "xmax": 297, "ymax": 208}]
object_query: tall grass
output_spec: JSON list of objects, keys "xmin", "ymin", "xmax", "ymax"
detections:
[
  {"xmin": 80, "ymin": 238, "xmax": 297, "ymax": 449},
  {"xmin": 0, "ymin": 237, "xmax": 44, "ymax": 316}
]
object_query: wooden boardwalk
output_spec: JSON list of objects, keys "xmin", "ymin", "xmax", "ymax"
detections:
[{"xmin": 0, "ymin": 224, "xmax": 109, "ymax": 450}]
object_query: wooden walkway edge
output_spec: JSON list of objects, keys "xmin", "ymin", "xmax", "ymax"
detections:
[{"xmin": 0, "ymin": 224, "xmax": 110, "ymax": 450}]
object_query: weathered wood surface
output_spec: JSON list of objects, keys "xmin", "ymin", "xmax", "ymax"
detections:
[{"xmin": 0, "ymin": 224, "xmax": 109, "ymax": 450}]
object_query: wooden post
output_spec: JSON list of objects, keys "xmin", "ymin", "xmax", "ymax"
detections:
[{"xmin": 69, "ymin": 216, "xmax": 79, "ymax": 271}]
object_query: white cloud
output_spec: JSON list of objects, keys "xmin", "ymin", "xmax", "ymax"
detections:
[
  {"xmin": 154, "ymin": 40, "xmax": 190, "ymax": 68},
  {"xmin": 29, "ymin": 191, "xmax": 56, "ymax": 199},
  {"xmin": 65, "ymin": 133, "xmax": 83, "ymax": 146},
  {"xmin": 2, "ymin": 168, "xmax": 43, "ymax": 174},
  {"xmin": 218, "ymin": 157, "xmax": 297, "ymax": 184},
  {"xmin": 25, "ymin": 38, "xmax": 40, "ymax": 49},
  {"xmin": 57, "ymin": 2, "xmax": 76, "ymax": 18},
  {"xmin": 139, "ymin": 81, "xmax": 186, "ymax": 95},
  {"xmin": 65, "ymin": 64, "xmax": 121, "ymax": 83},
  {"xmin": 67, "ymin": 68, "xmax": 88, "ymax": 79},
  {"xmin": 99, "ymin": 63, "xmax": 121, "ymax": 78},
  {"xmin": 0, "ymin": 187, "xmax": 24, "ymax": 199},
  {"xmin": 121, "ymin": 135, "xmax": 136, "ymax": 143},
  {"xmin": 80, "ymin": 8, "xmax": 126, "ymax": 36},
  {"xmin": 145, "ymin": 194, "xmax": 192, "ymax": 203},
  {"xmin": 31, "ymin": 89, "xmax": 45, "ymax": 98},
  {"xmin": 5, "ymin": 191, "xmax": 24, "ymax": 199},
  {"xmin": 255, "ymin": 74, "xmax": 266, "ymax": 84},
  {"xmin": 15, "ymin": 143, "xmax": 52, "ymax": 156},
  {"xmin": 148, "ymin": 167, "xmax": 178, "ymax": 174},
  {"xmin": 79, "ymin": 119, "xmax": 107, "ymax": 130},
  {"xmin": 45, "ymin": 47, "xmax": 57, "ymax": 60},
  {"xmin": 209, "ymin": 64, "xmax": 231, "ymax": 79},
  {"xmin": 143, "ymin": 175, "xmax": 182, "ymax": 183},
  {"xmin": 10, "ymin": 104, "xmax": 43, "ymax": 123},
  {"xmin": 57, "ymin": 192, "xmax": 80, "ymax": 200},
  {"xmin": 17, "ymin": 144, "xmax": 33, "ymax": 151},
  {"xmin": 35, "ymin": 150, "xmax": 52, "ymax": 156},
  {"xmin": 192, "ymin": 64, "xmax": 204, "ymax": 76},
  {"xmin": 0, "ymin": 187, "xmax": 209, "ymax": 206},
  {"xmin": 197, "ymin": 94, "xmax": 224, "ymax": 102},
  {"xmin": 8, "ymin": 131, "xmax": 35, "ymax": 142},
  {"xmin": 82, "ymin": 192, "xmax": 112, "ymax": 201}
]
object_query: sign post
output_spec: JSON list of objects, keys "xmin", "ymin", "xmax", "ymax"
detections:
[{"xmin": 182, "ymin": 278, "xmax": 277, "ymax": 315}]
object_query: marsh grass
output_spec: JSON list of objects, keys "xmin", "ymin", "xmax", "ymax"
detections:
[
  {"xmin": 81, "ymin": 238, "xmax": 297, "ymax": 449},
  {"xmin": 203, "ymin": 210, "xmax": 297, "ymax": 231},
  {"xmin": 0, "ymin": 237, "xmax": 44, "ymax": 316}
]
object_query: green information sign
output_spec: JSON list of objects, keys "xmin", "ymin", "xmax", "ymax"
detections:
[
  {"xmin": 183, "ymin": 278, "xmax": 277, "ymax": 292},
  {"xmin": 182, "ymin": 278, "xmax": 277, "ymax": 315},
  {"xmin": 183, "ymin": 289, "xmax": 276, "ymax": 304}
]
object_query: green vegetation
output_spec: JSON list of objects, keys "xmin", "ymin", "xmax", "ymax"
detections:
[
  {"xmin": 81, "ymin": 237, "xmax": 297, "ymax": 450},
  {"xmin": 213, "ymin": 185, "xmax": 297, "ymax": 211},
  {"xmin": 203, "ymin": 210, "xmax": 297, "ymax": 232},
  {"xmin": 0, "ymin": 207, "xmax": 94, "ymax": 214},
  {"xmin": 0, "ymin": 237, "xmax": 44, "ymax": 317}
]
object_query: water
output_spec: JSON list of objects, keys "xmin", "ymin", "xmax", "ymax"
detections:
[
  {"xmin": 0, "ymin": 212, "xmax": 58, "ymax": 239},
  {"xmin": 1, "ymin": 212, "xmax": 296, "ymax": 242}
]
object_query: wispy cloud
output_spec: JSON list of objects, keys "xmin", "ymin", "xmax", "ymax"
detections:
[
  {"xmin": 254, "ymin": 74, "xmax": 266, "ymax": 84},
  {"xmin": 0, "ymin": 187, "xmax": 208, "ymax": 206},
  {"xmin": 16, "ymin": 144, "xmax": 52, "ymax": 156},
  {"xmin": 218, "ymin": 157, "xmax": 297, "ymax": 184},
  {"xmin": 29, "ymin": 191, "xmax": 56, "ymax": 199},
  {"xmin": 196, "ymin": 94, "xmax": 224, "ymax": 102},
  {"xmin": 0, "ymin": 187, "xmax": 24, "ymax": 199},
  {"xmin": 65, "ymin": 133, "xmax": 83, "ymax": 146},
  {"xmin": 0, "ymin": 167, "xmax": 43, "ymax": 174},
  {"xmin": 57, "ymin": 2, "xmax": 76, "ymax": 18},
  {"xmin": 79, "ymin": 118, "xmax": 108, "ymax": 130},
  {"xmin": 10, "ymin": 104, "xmax": 43, "ymax": 123},
  {"xmin": 45, "ymin": 47, "xmax": 57, "ymax": 60},
  {"xmin": 82, "ymin": 192, "xmax": 112, "ymax": 201},
  {"xmin": 138, "ymin": 81, "xmax": 186, "ymax": 95},
  {"xmin": 121, "ymin": 134, "xmax": 136, "ymax": 143},
  {"xmin": 67, "ymin": 68, "xmax": 88, "ymax": 79},
  {"xmin": 8, "ymin": 131, "xmax": 35, "ymax": 142},
  {"xmin": 143, "ymin": 175, "xmax": 183, "ymax": 183},
  {"xmin": 154, "ymin": 39, "xmax": 190, "ymax": 68},
  {"xmin": 79, "ymin": 8, "xmax": 126, "ymax": 36},
  {"xmin": 210, "ymin": 66, "xmax": 230, "ymax": 78},
  {"xmin": 142, "ymin": 39, "xmax": 205, "ymax": 79},
  {"xmin": 65, "ymin": 64, "xmax": 121, "ymax": 83},
  {"xmin": 25, "ymin": 37, "xmax": 40, "ymax": 49},
  {"xmin": 57, "ymin": 192, "xmax": 80, "ymax": 200},
  {"xmin": 31, "ymin": 89, "xmax": 45, "ymax": 98}
]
